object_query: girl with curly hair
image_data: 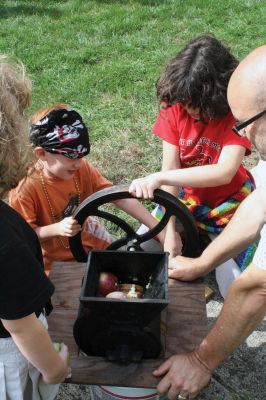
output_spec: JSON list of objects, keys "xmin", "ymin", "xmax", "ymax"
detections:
[
  {"xmin": 130, "ymin": 35, "xmax": 256, "ymax": 297},
  {"xmin": 0, "ymin": 55, "xmax": 70, "ymax": 399}
]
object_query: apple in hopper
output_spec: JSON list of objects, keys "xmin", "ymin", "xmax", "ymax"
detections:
[
  {"xmin": 98, "ymin": 272, "xmax": 119, "ymax": 296},
  {"xmin": 106, "ymin": 291, "xmax": 127, "ymax": 300}
]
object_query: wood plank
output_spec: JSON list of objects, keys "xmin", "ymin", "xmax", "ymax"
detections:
[{"xmin": 47, "ymin": 261, "xmax": 207, "ymax": 388}]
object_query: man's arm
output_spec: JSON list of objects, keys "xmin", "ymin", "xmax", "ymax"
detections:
[
  {"xmin": 153, "ymin": 264, "xmax": 266, "ymax": 399},
  {"xmin": 169, "ymin": 187, "xmax": 266, "ymax": 280},
  {"xmin": 196, "ymin": 264, "xmax": 266, "ymax": 369}
]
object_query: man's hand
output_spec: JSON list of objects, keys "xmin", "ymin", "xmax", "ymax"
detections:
[
  {"xmin": 56, "ymin": 217, "xmax": 81, "ymax": 237},
  {"xmin": 153, "ymin": 352, "xmax": 212, "ymax": 399},
  {"xmin": 168, "ymin": 256, "xmax": 207, "ymax": 280},
  {"xmin": 129, "ymin": 173, "xmax": 161, "ymax": 199}
]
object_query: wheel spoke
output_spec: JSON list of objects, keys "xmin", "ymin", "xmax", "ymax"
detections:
[{"xmin": 94, "ymin": 210, "xmax": 136, "ymax": 237}]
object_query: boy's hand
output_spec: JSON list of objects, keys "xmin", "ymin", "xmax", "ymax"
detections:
[
  {"xmin": 129, "ymin": 173, "xmax": 161, "ymax": 199},
  {"xmin": 56, "ymin": 217, "xmax": 81, "ymax": 237}
]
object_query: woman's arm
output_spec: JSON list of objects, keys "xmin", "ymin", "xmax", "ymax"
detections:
[
  {"xmin": 2, "ymin": 314, "xmax": 70, "ymax": 384},
  {"xmin": 130, "ymin": 145, "xmax": 245, "ymax": 199}
]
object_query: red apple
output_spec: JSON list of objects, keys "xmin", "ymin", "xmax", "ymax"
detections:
[{"xmin": 98, "ymin": 272, "xmax": 119, "ymax": 296}]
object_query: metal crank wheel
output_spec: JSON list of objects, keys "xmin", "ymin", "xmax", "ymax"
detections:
[{"xmin": 69, "ymin": 184, "xmax": 199, "ymax": 262}]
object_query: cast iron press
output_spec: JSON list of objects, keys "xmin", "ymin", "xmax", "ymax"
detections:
[{"xmin": 69, "ymin": 184, "xmax": 199, "ymax": 364}]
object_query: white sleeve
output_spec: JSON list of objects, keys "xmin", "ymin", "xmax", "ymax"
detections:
[
  {"xmin": 253, "ymin": 224, "xmax": 266, "ymax": 270},
  {"xmin": 250, "ymin": 160, "xmax": 266, "ymax": 188}
]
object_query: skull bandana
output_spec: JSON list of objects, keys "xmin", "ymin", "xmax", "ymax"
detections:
[{"xmin": 29, "ymin": 108, "xmax": 90, "ymax": 159}]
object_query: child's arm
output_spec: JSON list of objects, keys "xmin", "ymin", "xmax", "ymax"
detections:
[
  {"xmin": 2, "ymin": 314, "xmax": 70, "ymax": 384},
  {"xmin": 35, "ymin": 217, "xmax": 81, "ymax": 242},
  {"xmin": 129, "ymin": 145, "xmax": 246, "ymax": 199},
  {"xmin": 112, "ymin": 198, "xmax": 165, "ymax": 245},
  {"xmin": 9, "ymin": 191, "xmax": 81, "ymax": 242},
  {"xmin": 160, "ymin": 141, "xmax": 183, "ymax": 258}
]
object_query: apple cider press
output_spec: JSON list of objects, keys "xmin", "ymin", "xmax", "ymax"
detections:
[{"xmin": 69, "ymin": 185, "xmax": 199, "ymax": 364}]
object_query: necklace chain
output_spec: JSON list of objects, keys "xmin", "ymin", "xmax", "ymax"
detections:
[{"xmin": 39, "ymin": 171, "xmax": 81, "ymax": 249}]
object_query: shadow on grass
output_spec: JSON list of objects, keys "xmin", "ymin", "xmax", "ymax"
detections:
[
  {"xmin": 0, "ymin": 4, "xmax": 62, "ymax": 19},
  {"xmin": 96, "ymin": 0, "xmax": 162, "ymax": 5}
]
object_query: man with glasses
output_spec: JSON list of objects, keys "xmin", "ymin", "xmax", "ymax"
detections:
[
  {"xmin": 152, "ymin": 45, "xmax": 266, "ymax": 400},
  {"xmin": 232, "ymin": 109, "xmax": 266, "ymax": 136}
]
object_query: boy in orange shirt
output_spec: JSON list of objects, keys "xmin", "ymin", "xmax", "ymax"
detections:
[{"xmin": 10, "ymin": 105, "xmax": 163, "ymax": 274}]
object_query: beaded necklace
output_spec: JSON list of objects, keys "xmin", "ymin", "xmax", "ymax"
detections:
[{"xmin": 39, "ymin": 171, "xmax": 81, "ymax": 249}]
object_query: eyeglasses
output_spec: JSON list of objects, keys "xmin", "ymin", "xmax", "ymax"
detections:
[{"xmin": 232, "ymin": 109, "xmax": 266, "ymax": 136}]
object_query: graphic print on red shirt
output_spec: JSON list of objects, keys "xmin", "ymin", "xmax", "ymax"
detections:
[{"xmin": 152, "ymin": 103, "xmax": 253, "ymax": 208}]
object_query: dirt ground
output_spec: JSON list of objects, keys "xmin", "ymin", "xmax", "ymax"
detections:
[{"xmin": 243, "ymin": 146, "xmax": 260, "ymax": 170}]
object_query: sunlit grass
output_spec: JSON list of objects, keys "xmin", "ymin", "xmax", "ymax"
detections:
[{"xmin": 0, "ymin": 0, "xmax": 262, "ymax": 218}]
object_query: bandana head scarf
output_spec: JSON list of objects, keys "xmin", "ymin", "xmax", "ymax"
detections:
[{"xmin": 29, "ymin": 108, "xmax": 90, "ymax": 159}]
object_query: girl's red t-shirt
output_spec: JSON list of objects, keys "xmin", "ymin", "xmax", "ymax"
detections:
[{"xmin": 152, "ymin": 104, "xmax": 253, "ymax": 208}]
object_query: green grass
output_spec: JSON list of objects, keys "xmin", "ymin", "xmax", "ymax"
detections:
[{"xmin": 0, "ymin": 0, "xmax": 265, "ymax": 184}]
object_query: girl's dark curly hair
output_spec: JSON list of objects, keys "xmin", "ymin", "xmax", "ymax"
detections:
[{"xmin": 156, "ymin": 34, "xmax": 238, "ymax": 121}]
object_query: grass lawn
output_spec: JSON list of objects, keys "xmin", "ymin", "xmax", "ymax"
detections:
[
  {"xmin": 1, "ymin": 2, "xmax": 264, "ymax": 398},
  {"xmin": 0, "ymin": 0, "xmax": 264, "ymax": 183}
]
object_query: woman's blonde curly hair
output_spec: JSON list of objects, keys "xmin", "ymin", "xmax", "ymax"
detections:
[{"xmin": 0, "ymin": 54, "xmax": 32, "ymax": 198}]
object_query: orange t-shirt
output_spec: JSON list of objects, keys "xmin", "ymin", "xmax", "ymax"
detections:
[{"xmin": 9, "ymin": 159, "xmax": 113, "ymax": 274}]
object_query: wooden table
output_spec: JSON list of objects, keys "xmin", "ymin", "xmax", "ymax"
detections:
[{"xmin": 48, "ymin": 261, "xmax": 207, "ymax": 388}]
